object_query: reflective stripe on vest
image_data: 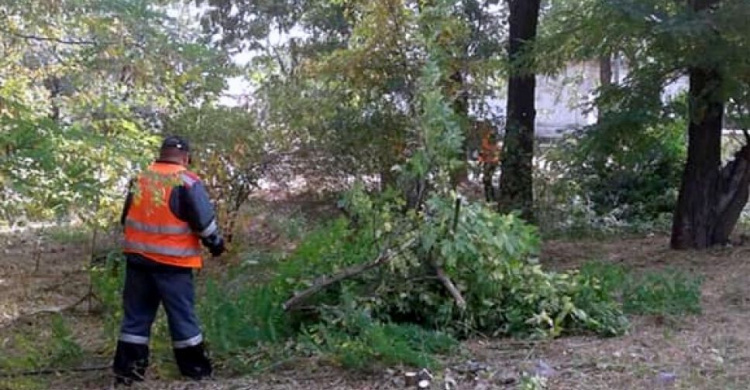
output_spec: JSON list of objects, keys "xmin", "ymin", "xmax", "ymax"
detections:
[
  {"xmin": 125, "ymin": 218, "xmax": 193, "ymax": 235},
  {"xmin": 123, "ymin": 240, "xmax": 202, "ymax": 257}
]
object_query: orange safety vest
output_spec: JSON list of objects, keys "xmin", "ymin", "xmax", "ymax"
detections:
[
  {"xmin": 123, "ymin": 162, "xmax": 203, "ymax": 268},
  {"xmin": 479, "ymin": 131, "xmax": 500, "ymax": 165}
]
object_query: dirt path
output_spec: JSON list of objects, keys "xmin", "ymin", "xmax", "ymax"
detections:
[{"xmin": 2, "ymin": 223, "xmax": 750, "ymax": 389}]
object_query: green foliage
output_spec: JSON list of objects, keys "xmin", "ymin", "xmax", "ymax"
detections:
[
  {"xmin": 519, "ymin": 374, "xmax": 548, "ymax": 390},
  {"xmin": 228, "ymin": 3, "xmax": 630, "ymax": 367},
  {"xmin": 622, "ymin": 272, "xmax": 703, "ymax": 316},
  {"xmin": 44, "ymin": 225, "xmax": 91, "ymax": 245},
  {"xmin": 277, "ymin": 195, "xmax": 628, "ymax": 340},
  {"xmin": 90, "ymin": 251, "xmax": 126, "ymax": 347},
  {"xmin": 0, "ymin": 314, "xmax": 83, "ymax": 377},
  {"xmin": 533, "ymin": 0, "xmax": 749, "ymax": 241},
  {"xmin": 48, "ymin": 315, "xmax": 84, "ymax": 367},
  {"xmin": 538, "ymin": 94, "xmax": 687, "ymax": 231},
  {"xmin": 165, "ymin": 105, "xmax": 281, "ymax": 241},
  {"xmin": 301, "ymin": 312, "xmax": 458, "ymax": 371},
  {"xmin": 0, "ymin": 377, "xmax": 48, "ymax": 390},
  {"xmin": 0, "ymin": 333, "xmax": 47, "ymax": 372},
  {"xmin": 579, "ymin": 262, "xmax": 703, "ymax": 316},
  {"xmin": 198, "ymin": 276, "xmax": 292, "ymax": 357},
  {"xmin": 0, "ymin": 0, "xmax": 234, "ymax": 229}
]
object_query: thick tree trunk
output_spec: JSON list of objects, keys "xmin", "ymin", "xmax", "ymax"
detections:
[
  {"xmin": 670, "ymin": 66, "xmax": 750, "ymax": 249},
  {"xmin": 497, "ymin": 0, "xmax": 541, "ymax": 221},
  {"xmin": 669, "ymin": 0, "xmax": 750, "ymax": 249},
  {"xmin": 670, "ymin": 67, "xmax": 724, "ymax": 249}
]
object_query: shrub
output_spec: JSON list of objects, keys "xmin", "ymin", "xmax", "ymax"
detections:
[
  {"xmin": 537, "ymin": 94, "xmax": 688, "ymax": 231},
  {"xmin": 278, "ymin": 190, "xmax": 629, "ymax": 340}
]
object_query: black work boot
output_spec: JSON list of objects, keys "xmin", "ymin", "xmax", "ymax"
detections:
[
  {"xmin": 173, "ymin": 342, "xmax": 213, "ymax": 380},
  {"xmin": 113, "ymin": 341, "xmax": 149, "ymax": 386}
]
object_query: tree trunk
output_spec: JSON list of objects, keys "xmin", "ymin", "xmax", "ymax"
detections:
[
  {"xmin": 669, "ymin": 0, "xmax": 750, "ymax": 249},
  {"xmin": 670, "ymin": 67, "xmax": 724, "ymax": 249},
  {"xmin": 598, "ymin": 55, "xmax": 612, "ymax": 122},
  {"xmin": 497, "ymin": 0, "xmax": 541, "ymax": 221}
]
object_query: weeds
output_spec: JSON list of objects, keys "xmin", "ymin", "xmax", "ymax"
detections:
[
  {"xmin": 301, "ymin": 320, "xmax": 457, "ymax": 371},
  {"xmin": 579, "ymin": 261, "xmax": 703, "ymax": 316},
  {"xmin": 90, "ymin": 250, "xmax": 126, "ymax": 347},
  {"xmin": 622, "ymin": 271, "xmax": 703, "ymax": 316},
  {"xmin": 48, "ymin": 315, "xmax": 84, "ymax": 367},
  {"xmin": 0, "ymin": 314, "xmax": 84, "ymax": 380}
]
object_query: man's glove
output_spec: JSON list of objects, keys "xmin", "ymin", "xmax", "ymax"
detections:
[{"xmin": 201, "ymin": 234, "xmax": 226, "ymax": 257}]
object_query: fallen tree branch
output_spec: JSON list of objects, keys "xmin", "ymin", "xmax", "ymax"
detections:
[
  {"xmin": 282, "ymin": 236, "xmax": 417, "ymax": 311},
  {"xmin": 431, "ymin": 197, "xmax": 467, "ymax": 310},
  {"xmin": 435, "ymin": 266, "xmax": 466, "ymax": 310}
]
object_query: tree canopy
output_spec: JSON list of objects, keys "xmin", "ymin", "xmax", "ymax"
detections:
[
  {"xmin": 0, "ymin": 0, "xmax": 234, "ymax": 226},
  {"xmin": 1, "ymin": 0, "xmax": 749, "ymax": 238}
]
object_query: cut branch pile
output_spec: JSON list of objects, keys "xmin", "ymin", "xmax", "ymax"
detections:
[{"xmin": 283, "ymin": 198, "xmax": 468, "ymax": 312}]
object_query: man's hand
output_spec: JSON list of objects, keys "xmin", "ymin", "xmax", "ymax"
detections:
[
  {"xmin": 202, "ymin": 235, "xmax": 226, "ymax": 257},
  {"xmin": 210, "ymin": 237, "xmax": 226, "ymax": 257}
]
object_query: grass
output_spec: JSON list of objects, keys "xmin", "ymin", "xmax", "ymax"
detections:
[
  {"xmin": 579, "ymin": 261, "xmax": 703, "ymax": 316},
  {"xmin": 0, "ymin": 314, "xmax": 85, "ymax": 380},
  {"xmin": 300, "ymin": 321, "xmax": 458, "ymax": 371}
]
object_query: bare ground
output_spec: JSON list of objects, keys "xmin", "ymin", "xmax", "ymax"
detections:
[{"xmin": 2, "ymin": 202, "xmax": 750, "ymax": 389}]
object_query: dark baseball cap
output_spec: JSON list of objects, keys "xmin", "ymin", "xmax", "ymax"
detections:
[{"xmin": 161, "ymin": 135, "xmax": 191, "ymax": 152}]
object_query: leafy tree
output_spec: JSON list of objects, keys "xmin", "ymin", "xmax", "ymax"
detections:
[
  {"xmin": 537, "ymin": 0, "xmax": 750, "ymax": 248},
  {"xmin": 164, "ymin": 105, "xmax": 288, "ymax": 244},
  {"xmin": 671, "ymin": 0, "xmax": 750, "ymax": 249},
  {"xmin": 199, "ymin": 0, "xmax": 509, "ymax": 199},
  {"xmin": 0, "ymin": 0, "xmax": 234, "ymax": 228}
]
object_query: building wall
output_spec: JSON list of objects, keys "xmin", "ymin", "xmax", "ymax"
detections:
[{"xmin": 486, "ymin": 59, "xmax": 690, "ymax": 138}]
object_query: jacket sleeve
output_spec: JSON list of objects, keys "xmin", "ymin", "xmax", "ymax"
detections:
[{"xmin": 175, "ymin": 172, "xmax": 222, "ymax": 242}]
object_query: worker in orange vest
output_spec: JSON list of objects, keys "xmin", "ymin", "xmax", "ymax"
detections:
[
  {"xmin": 113, "ymin": 135, "xmax": 225, "ymax": 385},
  {"xmin": 478, "ymin": 125, "xmax": 500, "ymax": 202}
]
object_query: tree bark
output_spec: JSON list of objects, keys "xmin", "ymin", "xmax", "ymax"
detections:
[
  {"xmin": 598, "ymin": 55, "xmax": 613, "ymax": 122},
  {"xmin": 669, "ymin": 0, "xmax": 750, "ymax": 249},
  {"xmin": 670, "ymin": 67, "xmax": 724, "ymax": 249},
  {"xmin": 497, "ymin": 0, "xmax": 541, "ymax": 221}
]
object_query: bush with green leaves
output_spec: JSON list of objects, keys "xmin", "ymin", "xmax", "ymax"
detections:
[
  {"xmin": 278, "ymin": 192, "xmax": 629, "ymax": 340},
  {"xmin": 537, "ymin": 85, "xmax": 688, "ymax": 232}
]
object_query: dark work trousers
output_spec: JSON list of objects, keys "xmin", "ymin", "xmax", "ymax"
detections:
[{"xmin": 113, "ymin": 254, "xmax": 211, "ymax": 383}]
